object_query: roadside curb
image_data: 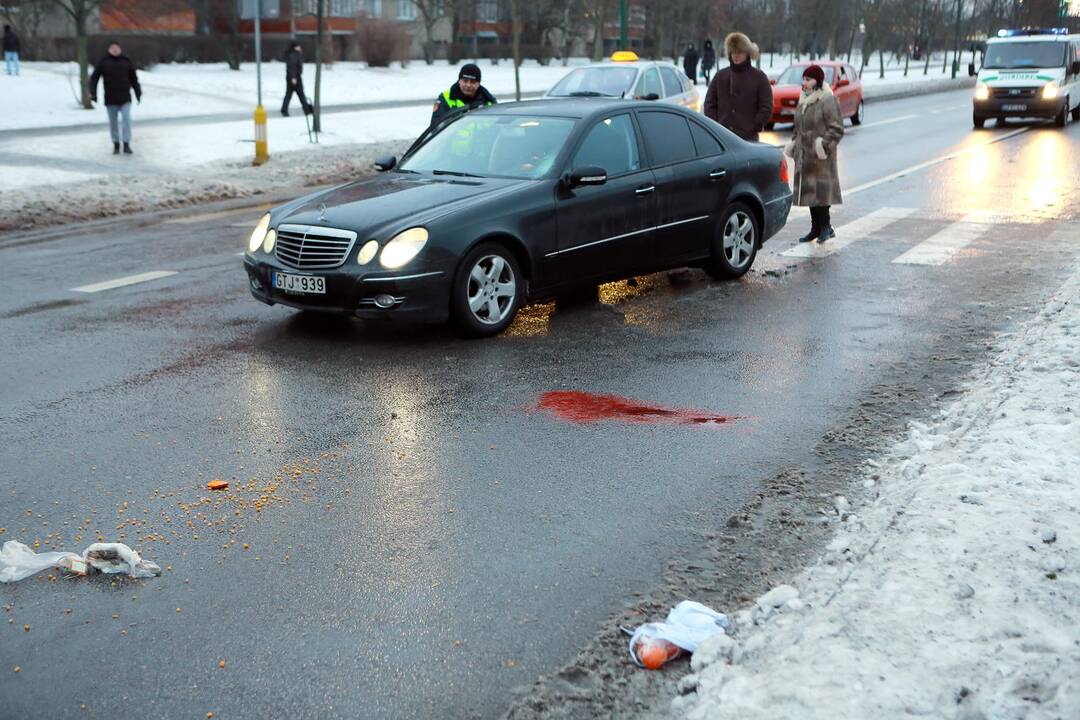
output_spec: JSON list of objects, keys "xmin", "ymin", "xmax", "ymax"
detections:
[{"xmin": 863, "ymin": 76, "xmax": 976, "ymax": 104}]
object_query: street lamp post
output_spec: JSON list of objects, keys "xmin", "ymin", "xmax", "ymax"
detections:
[
  {"xmin": 253, "ymin": 0, "xmax": 269, "ymax": 165},
  {"xmin": 619, "ymin": 0, "xmax": 627, "ymax": 51}
]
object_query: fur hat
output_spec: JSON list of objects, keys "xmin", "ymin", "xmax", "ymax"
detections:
[
  {"xmin": 802, "ymin": 64, "xmax": 825, "ymax": 87},
  {"xmin": 724, "ymin": 32, "xmax": 759, "ymax": 60}
]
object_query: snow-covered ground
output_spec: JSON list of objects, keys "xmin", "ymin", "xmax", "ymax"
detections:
[
  {"xmin": 0, "ymin": 59, "xmax": 586, "ymax": 132},
  {"xmin": 673, "ymin": 263, "xmax": 1080, "ymax": 718}
]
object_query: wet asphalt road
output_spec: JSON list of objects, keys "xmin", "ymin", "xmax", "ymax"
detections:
[{"xmin": 2, "ymin": 89, "xmax": 1080, "ymax": 720}]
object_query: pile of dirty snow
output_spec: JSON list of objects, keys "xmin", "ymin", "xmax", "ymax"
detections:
[{"xmin": 673, "ymin": 263, "xmax": 1080, "ymax": 718}]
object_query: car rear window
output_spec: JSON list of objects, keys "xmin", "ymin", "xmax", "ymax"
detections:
[
  {"xmin": 659, "ymin": 66, "xmax": 684, "ymax": 97},
  {"xmin": 688, "ymin": 121, "xmax": 723, "ymax": 157},
  {"xmin": 638, "ymin": 111, "xmax": 696, "ymax": 166}
]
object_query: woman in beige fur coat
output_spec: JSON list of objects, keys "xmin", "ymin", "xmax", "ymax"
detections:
[{"xmin": 784, "ymin": 64, "xmax": 844, "ymax": 243}]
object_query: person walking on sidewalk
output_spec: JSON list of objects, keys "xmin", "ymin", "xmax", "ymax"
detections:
[
  {"xmin": 281, "ymin": 41, "xmax": 312, "ymax": 117},
  {"xmin": 430, "ymin": 63, "xmax": 496, "ymax": 127},
  {"xmin": 703, "ymin": 32, "xmax": 772, "ymax": 142},
  {"xmin": 89, "ymin": 41, "xmax": 141, "ymax": 155},
  {"xmin": 701, "ymin": 40, "xmax": 716, "ymax": 85},
  {"xmin": 683, "ymin": 43, "xmax": 699, "ymax": 84},
  {"xmin": 785, "ymin": 64, "xmax": 844, "ymax": 243},
  {"xmin": 3, "ymin": 25, "xmax": 20, "ymax": 76}
]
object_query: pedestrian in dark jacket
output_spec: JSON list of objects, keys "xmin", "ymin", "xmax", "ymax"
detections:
[
  {"xmin": 784, "ymin": 64, "xmax": 844, "ymax": 243},
  {"xmin": 701, "ymin": 40, "xmax": 716, "ymax": 85},
  {"xmin": 3, "ymin": 25, "xmax": 20, "ymax": 76},
  {"xmin": 703, "ymin": 32, "xmax": 772, "ymax": 142},
  {"xmin": 430, "ymin": 63, "xmax": 496, "ymax": 127},
  {"xmin": 281, "ymin": 41, "xmax": 312, "ymax": 116},
  {"xmin": 89, "ymin": 41, "xmax": 142, "ymax": 155},
  {"xmin": 683, "ymin": 43, "xmax": 699, "ymax": 84}
]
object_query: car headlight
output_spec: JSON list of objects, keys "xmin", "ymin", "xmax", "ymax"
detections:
[
  {"xmin": 379, "ymin": 227, "xmax": 428, "ymax": 269},
  {"xmin": 357, "ymin": 240, "xmax": 379, "ymax": 265},
  {"xmin": 974, "ymin": 83, "xmax": 989, "ymax": 101},
  {"xmin": 1042, "ymin": 82, "xmax": 1059, "ymax": 100},
  {"xmin": 248, "ymin": 213, "xmax": 270, "ymax": 253},
  {"xmin": 262, "ymin": 228, "xmax": 276, "ymax": 253}
]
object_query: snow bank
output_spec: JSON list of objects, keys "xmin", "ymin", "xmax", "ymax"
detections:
[{"xmin": 675, "ymin": 263, "xmax": 1080, "ymax": 718}]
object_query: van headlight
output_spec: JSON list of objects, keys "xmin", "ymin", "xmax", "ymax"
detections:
[
  {"xmin": 379, "ymin": 227, "xmax": 428, "ymax": 269},
  {"xmin": 974, "ymin": 83, "xmax": 989, "ymax": 101},
  {"xmin": 248, "ymin": 213, "xmax": 270, "ymax": 253},
  {"xmin": 1042, "ymin": 82, "xmax": 1059, "ymax": 100}
]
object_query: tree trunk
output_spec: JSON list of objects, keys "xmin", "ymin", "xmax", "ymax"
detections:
[
  {"xmin": 592, "ymin": 3, "xmax": 605, "ymax": 61},
  {"xmin": 511, "ymin": 0, "xmax": 521, "ymax": 101},
  {"xmin": 314, "ymin": 0, "xmax": 323, "ymax": 133},
  {"xmin": 77, "ymin": 13, "xmax": 90, "ymax": 109}
]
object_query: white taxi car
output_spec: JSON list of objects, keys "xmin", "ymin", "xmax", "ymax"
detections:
[{"xmin": 544, "ymin": 51, "xmax": 701, "ymax": 111}]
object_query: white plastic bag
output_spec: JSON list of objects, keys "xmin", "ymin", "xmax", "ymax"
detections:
[
  {"xmin": 0, "ymin": 540, "xmax": 161, "ymax": 583},
  {"xmin": 627, "ymin": 600, "xmax": 729, "ymax": 667}
]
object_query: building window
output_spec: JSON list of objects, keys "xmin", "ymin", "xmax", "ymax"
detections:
[
  {"xmin": 397, "ymin": 0, "xmax": 416, "ymax": 20},
  {"xmin": 477, "ymin": 0, "xmax": 498, "ymax": 23},
  {"xmin": 358, "ymin": 0, "xmax": 382, "ymax": 16},
  {"xmin": 239, "ymin": 0, "xmax": 280, "ymax": 19},
  {"xmin": 294, "ymin": 0, "xmax": 357, "ymax": 15}
]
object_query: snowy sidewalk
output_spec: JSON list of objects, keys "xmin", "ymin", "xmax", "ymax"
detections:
[{"xmin": 674, "ymin": 263, "xmax": 1080, "ymax": 718}]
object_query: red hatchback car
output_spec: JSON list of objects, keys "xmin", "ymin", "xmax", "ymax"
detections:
[{"xmin": 765, "ymin": 61, "xmax": 864, "ymax": 129}]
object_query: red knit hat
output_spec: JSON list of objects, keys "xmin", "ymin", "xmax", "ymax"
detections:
[{"xmin": 802, "ymin": 64, "xmax": 825, "ymax": 87}]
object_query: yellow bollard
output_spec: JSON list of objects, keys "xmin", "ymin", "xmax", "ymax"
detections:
[{"xmin": 253, "ymin": 104, "xmax": 269, "ymax": 166}]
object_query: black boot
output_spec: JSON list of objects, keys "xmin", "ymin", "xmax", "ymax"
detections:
[
  {"xmin": 799, "ymin": 208, "xmax": 821, "ymax": 242},
  {"xmin": 281, "ymin": 109, "xmax": 289, "ymax": 117},
  {"xmin": 815, "ymin": 206, "xmax": 834, "ymax": 242},
  {"xmin": 113, "ymin": 142, "xmax": 120, "ymax": 155},
  {"xmin": 123, "ymin": 142, "xmax": 133, "ymax": 155}
]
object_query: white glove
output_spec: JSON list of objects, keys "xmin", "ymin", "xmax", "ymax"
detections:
[
  {"xmin": 814, "ymin": 136, "xmax": 828, "ymax": 160},
  {"xmin": 783, "ymin": 140, "xmax": 795, "ymax": 158}
]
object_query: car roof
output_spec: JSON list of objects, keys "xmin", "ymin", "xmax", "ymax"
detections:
[
  {"xmin": 481, "ymin": 97, "xmax": 698, "ymax": 121},
  {"xmin": 783, "ymin": 60, "xmax": 847, "ymax": 67},
  {"xmin": 573, "ymin": 60, "xmax": 676, "ymax": 71}
]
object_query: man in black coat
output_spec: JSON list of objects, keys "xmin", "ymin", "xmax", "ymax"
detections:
[
  {"xmin": 683, "ymin": 43, "xmax": 699, "ymax": 84},
  {"xmin": 3, "ymin": 25, "xmax": 20, "ymax": 76},
  {"xmin": 282, "ymin": 41, "xmax": 312, "ymax": 117},
  {"xmin": 89, "ymin": 41, "xmax": 142, "ymax": 154}
]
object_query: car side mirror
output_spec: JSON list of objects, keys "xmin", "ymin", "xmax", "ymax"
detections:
[
  {"xmin": 1072, "ymin": 60, "xmax": 1080, "ymax": 76},
  {"xmin": 643, "ymin": 93, "xmax": 660, "ymax": 101},
  {"xmin": 374, "ymin": 155, "xmax": 396, "ymax": 172},
  {"xmin": 565, "ymin": 166, "xmax": 607, "ymax": 188},
  {"xmin": 968, "ymin": 62, "xmax": 977, "ymax": 77},
  {"xmin": 836, "ymin": 78, "xmax": 849, "ymax": 88}
]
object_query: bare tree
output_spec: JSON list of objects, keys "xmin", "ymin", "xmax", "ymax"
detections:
[
  {"xmin": 411, "ymin": 0, "xmax": 444, "ymax": 64},
  {"xmin": 52, "ymin": 0, "xmax": 105, "ymax": 108}
]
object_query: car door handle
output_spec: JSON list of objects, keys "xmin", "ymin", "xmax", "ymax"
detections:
[
  {"xmin": 709, "ymin": 169, "xmax": 727, "ymax": 180},
  {"xmin": 635, "ymin": 185, "xmax": 656, "ymax": 195}
]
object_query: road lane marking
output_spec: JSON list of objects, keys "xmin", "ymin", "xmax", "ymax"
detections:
[
  {"xmin": 852, "ymin": 113, "xmax": 919, "ymax": 129},
  {"xmin": 847, "ymin": 127, "xmax": 1030, "ymax": 196},
  {"xmin": 892, "ymin": 214, "xmax": 991, "ymax": 266},
  {"xmin": 782, "ymin": 207, "xmax": 917, "ymax": 258},
  {"xmin": 71, "ymin": 271, "xmax": 178, "ymax": 293}
]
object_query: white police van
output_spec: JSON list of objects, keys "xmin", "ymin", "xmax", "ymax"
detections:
[{"xmin": 970, "ymin": 28, "xmax": 1080, "ymax": 128}]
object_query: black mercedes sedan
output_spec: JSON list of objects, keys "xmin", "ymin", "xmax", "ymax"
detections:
[{"xmin": 243, "ymin": 99, "xmax": 792, "ymax": 337}]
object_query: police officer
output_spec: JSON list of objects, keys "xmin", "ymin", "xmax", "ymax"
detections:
[{"xmin": 430, "ymin": 63, "xmax": 496, "ymax": 126}]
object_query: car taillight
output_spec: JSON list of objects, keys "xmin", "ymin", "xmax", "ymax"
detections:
[{"xmin": 779, "ymin": 156, "xmax": 790, "ymax": 184}]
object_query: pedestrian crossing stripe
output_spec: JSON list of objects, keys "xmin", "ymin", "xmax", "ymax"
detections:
[
  {"xmin": 781, "ymin": 207, "xmax": 918, "ymax": 259},
  {"xmin": 892, "ymin": 213, "xmax": 992, "ymax": 266}
]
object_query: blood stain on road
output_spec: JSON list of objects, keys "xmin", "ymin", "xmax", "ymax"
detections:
[{"xmin": 536, "ymin": 391, "xmax": 742, "ymax": 426}]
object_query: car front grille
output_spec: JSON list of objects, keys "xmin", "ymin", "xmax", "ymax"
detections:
[
  {"xmin": 275, "ymin": 224, "xmax": 358, "ymax": 270},
  {"xmin": 992, "ymin": 87, "xmax": 1038, "ymax": 99}
]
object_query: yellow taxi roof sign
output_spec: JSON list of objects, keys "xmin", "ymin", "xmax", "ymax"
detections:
[{"xmin": 611, "ymin": 51, "xmax": 639, "ymax": 62}]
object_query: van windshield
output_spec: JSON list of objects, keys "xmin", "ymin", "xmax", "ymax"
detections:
[{"xmin": 983, "ymin": 42, "xmax": 1067, "ymax": 69}]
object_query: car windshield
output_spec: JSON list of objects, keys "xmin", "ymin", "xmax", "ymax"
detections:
[
  {"xmin": 983, "ymin": 42, "xmax": 1067, "ymax": 69},
  {"xmin": 400, "ymin": 114, "xmax": 577, "ymax": 180},
  {"xmin": 776, "ymin": 65, "xmax": 837, "ymax": 86},
  {"xmin": 548, "ymin": 66, "xmax": 638, "ymax": 97}
]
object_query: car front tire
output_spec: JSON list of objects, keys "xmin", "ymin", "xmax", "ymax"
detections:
[
  {"xmin": 973, "ymin": 113, "xmax": 986, "ymax": 129},
  {"xmin": 450, "ymin": 242, "xmax": 523, "ymax": 338},
  {"xmin": 705, "ymin": 202, "xmax": 759, "ymax": 280},
  {"xmin": 1054, "ymin": 100, "xmax": 1067, "ymax": 127},
  {"xmin": 851, "ymin": 101, "xmax": 864, "ymax": 126}
]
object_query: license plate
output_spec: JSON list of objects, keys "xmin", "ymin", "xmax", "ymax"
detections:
[
  {"xmin": 1002, "ymin": 103, "xmax": 1027, "ymax": 111},
  {"xmin": 779, "ymin": 108, "xmax": 794, "ymax": 115},
  {"xmin": 272, "ymin": 271, "xmax": 325, "ymax": 294}
]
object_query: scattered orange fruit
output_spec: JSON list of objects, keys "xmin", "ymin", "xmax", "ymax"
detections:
[{"xmin": 206, "ymin": 480, "xmax": 229, "ymax": 491}]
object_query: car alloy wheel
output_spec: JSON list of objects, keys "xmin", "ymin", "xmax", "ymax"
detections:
[
  {"xmin": 706, "ymin": 202, "xmax": 759, "ymax": 280},
  {"xmin": 723, "ymin": 211, "xmax": 756, "ymax": 270},
  {"xmin": 467, "ymin": 254, "xmax": 517, "ymax": 325},
  {"xmin": 852, "ymin": 101, "xmax": 864, "ymax": 126}
]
